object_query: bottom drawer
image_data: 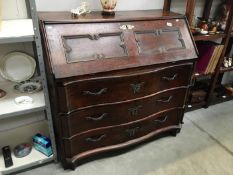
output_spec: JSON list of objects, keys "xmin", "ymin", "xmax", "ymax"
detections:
[{"xmin": 63, "ymin": 108, "xmax": 184, "ymax": 158}]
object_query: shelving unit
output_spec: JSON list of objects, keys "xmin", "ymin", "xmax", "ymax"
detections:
[
  {"xmin": 0, "ymin": 148, "xmax": 53, "ymax": 174},
  {"xmin": 0, "ymin": 19, "xmax": 34, "ymax": 44},
  {"xmin": 220, "ymin": 66, "xmax": 233, "ymax": 73},
  {"xmin": 193, "ymin": 33, "xmax": 226, "ymax": 41},
  {"xmin": 0, "ymin": 81, "xmax": 45, "ymax": 119},
  {"xmin": 0, "ymin": 0, "xmax": 56, "ymax": 174},
  {"xmin": 163, "ymin": 0, "xmax": 233, "ymax": 111}
]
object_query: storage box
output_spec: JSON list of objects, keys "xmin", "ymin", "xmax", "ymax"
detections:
[
  {"xmin": 33, "ymin": 134, "xmax": 53, "ymax": 157},
  {"xmin": 191, "ymin": 90, "xmax": 207, "ymax": 103}
]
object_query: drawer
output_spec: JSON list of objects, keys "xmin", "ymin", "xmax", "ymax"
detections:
[
  {"xmin": 58, "ymin": 63, "xmax": 192, "ymax": 112},
  {"xmin": 63, "ymin": 108, "xmax": 183, "ymax": 158},
  {"xmin": 61, "ymin": 87, "xmax": 187, "ymax": 137}
]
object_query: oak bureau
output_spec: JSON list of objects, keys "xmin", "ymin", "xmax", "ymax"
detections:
[{"xmin": 39, "ymin": 10, "xmax": 198, "ymax": 169}]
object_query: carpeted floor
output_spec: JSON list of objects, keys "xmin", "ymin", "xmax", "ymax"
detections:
[{"xmin": 16, "ymin": 101, "xmax": 233, "ymax": 175}]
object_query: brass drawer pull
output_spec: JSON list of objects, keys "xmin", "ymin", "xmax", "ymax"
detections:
[
  {"xmin": 156, "ymin": 96, "xmax": 173, "ymax": 103},
  {"xmin": 154, "ymin": 115, "xmax": 168, "ymax": 123},
  {"xmin": 120, "ymin": 24, "xmax": 135, "ymax": 30},
  {"xmin": 127, "ymin": 25, "xmax": 135, "ymax": 30},
  {"xmin": 86, "ymin": 113, "xmax": 108, "ymax": 121},
  {"xmin": 85, "ymin": 134, "xmax": 106, "ymax": 143},
  {"xmin": 128, "ymin": 105, "xmax": 142, "ymax": 117},
  {"xmin": 162, "ymin": 74, "xmax": 178, "ymax": 81},
  {"xmin": 126, "ymin": 127, "xmax": 140, "ymax": 137},
  {"xmin": 83, "ymin": 88, "xmax": 107, "ymax": 96},
  {"xmin": 130, "ymin": 82, "xmax": 144, "ymax": 94}
]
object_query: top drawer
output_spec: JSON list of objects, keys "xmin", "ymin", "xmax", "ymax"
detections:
[{"xmin": 57, "ymin": 63, "xmax": 192, "ymax": 113}]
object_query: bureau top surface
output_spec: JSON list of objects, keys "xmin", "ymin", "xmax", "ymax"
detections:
[
  {"xmin": 39, "ymin": 10, "xmax": 184, "ymax": 23},
  {"xmin": 40, "ymin": 10, "xmax": 198, "ymax": 79}
]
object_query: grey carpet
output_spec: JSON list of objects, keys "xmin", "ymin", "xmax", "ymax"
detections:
[{"xmin": 16, "ymin": 101, "xmax": 233, "ymax": 175}]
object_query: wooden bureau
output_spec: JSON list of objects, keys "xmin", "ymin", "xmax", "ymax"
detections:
[{"xmin": 39, "ymin": 10, "xmax": 198, "ymax": 169}]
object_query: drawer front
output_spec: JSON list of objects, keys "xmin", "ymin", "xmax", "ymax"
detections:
[
  {"xmin": 63, "ymin": 108, "xmax": 183, "ymax": 158},
  {"xmin": 61, "ymin": 87, "xmax": 187, "ymax": 137},
  {"xmin": 59, "ymin": 63, "xmax": 192, "ymax": 112}
]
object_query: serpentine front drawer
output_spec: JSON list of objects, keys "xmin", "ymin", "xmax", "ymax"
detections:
[{"xmin": 57, "ymin": 63, "xmax": 192, "ymax": 113}]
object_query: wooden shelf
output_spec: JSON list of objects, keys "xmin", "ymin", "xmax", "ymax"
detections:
[
  {"xmin": 194, "ymin": 73, "xmax": 213, "ymax": 79},
  {"xmin": 0, "ymin": 19, "xmax": 34, "ymax": 44},
  {"xmin": 220, "ymin": 66, "xmax": 233, "ymax": 73},
  {"xmin": 194, "ymin": 33, "xmax": 226, "ymax": 41},
  {"xmin": 0, "ymin": 81, "xmax": 45, "ymax": 120},
  {"xmin": 0, "ymin": 148, "xmax": 53, "ymax": 175},
  {"xmin": 185, "ymin": 101, "xmax": 206, "ymax": 112},
  {"xmin": 211, "ymin": 93, "xmax": 233, "ymax": 106}
]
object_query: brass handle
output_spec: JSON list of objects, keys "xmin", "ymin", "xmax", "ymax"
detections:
[
  {"xmin": 94, "ymin": 54, "xmax": 105, "ymax": 59},
  {"xmin": 154, "ymin": 115, "xmax": 168, "ymax": 123},
  {"xmin": 127, "ymin": 25, "xmax": 135, "ymax": 30},
  {"xmin": 85, "ymin": 134, "xmax": 106, "ymax": 143},
  {"xmin": 120, "ymin": 25, "xmax": 135, "ymax": 30},
  {"xmin": 86, "ymin": 113, "xmax": 108, "ymax": 121},
  {"xmin": 162, "ymin": 74, "xmax": 178, "ymax": 81},
  {"xmin": 126, "ymin": 127, "xmax": 140, "ymax": 137},
  {"xmin": 156, "ymin": 96, "xmax": 173, "ymax": 103},
  {"xmin": 130, "ymin": 82, "xmax": 144, "ymax": 94},
  {"xmin": 90, "ymin": 34, "xmax": 100, "ymax": 40},
  {"xmin": 120, "ymin": 25, "xmax": 127, "ymax": 30},
  {"xmin": 83, "ymin": 88, "xmax": 107, "ymax": 96},
  {"xmin": 128, "ymin": 105, "xmax": 142, "ymax": 117}
]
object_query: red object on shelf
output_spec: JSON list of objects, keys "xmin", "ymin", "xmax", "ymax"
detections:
[{"xmin": 196, "ymin": 42, "xmax": 216, "ymax": 74}]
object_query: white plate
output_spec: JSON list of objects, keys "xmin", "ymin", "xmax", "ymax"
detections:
[
  {"xmin": 14, "ymin": 96, "xmax": 33, "ymax": 105},
  {"xmin": 0, "ymin": 52, "xmax": 36, "ymax": 82}
]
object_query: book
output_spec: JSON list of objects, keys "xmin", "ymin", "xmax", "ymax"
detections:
[
  {"xmin": 195, "ymin": 42, "xmax": 217, "ymax": 74},
  {"xmin": 204, "ymin": 46, "xmax": 219, "ymax": 74},
  {"xmin": 209, "ymin": 45, "xmax": 224, "ymax": 73}
]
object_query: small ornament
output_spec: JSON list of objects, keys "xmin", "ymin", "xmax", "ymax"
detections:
[
  {"xmin": 223, "ymin": 58, "xmax": 229, "ymax": 68},
  {"xmin": 100, "ymin": 0, "xmax": 117, "ymax": 16},
  {"xmin": 71, "ymin": 1, "xmax": 91, "ymax": 18},
  {"xmin": 228, "ymin": 58, "xmax": 232, "ymax": 67}
]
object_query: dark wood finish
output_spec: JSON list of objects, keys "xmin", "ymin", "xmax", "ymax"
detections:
[
  {"xmin": 43, "ymin": 19, "xmax": 196, "ymax": 79},
  {"xmin": 163, "ymin": 0, "xmax": 172, "ymax": 12},
  {"xmin": 194, "ymin": 33, "xmax": 226, "ymax": 41},
  {"xmin": 185, "ymin": 0, "xmax": 196, "ymax": 25},
  {"xmin": 57, "ymin": 64, "xmax": 192, "ymax": 113},
  {"xmin": 206, "ymin": 3, "xmax": 233, "ymax": 105},
  {"xmin": 185, "ymin": 101, "xmax": 206, "ymax": 112},
  {"xmin": 40, "ymin": 10, "xmax": 197, "ymax": 170},
  {"xmin": 39, "ymin": 10, "xmax": 183, "ymax": 23},
  {"xmin": 202, "ymin": 0, "xmax": 213, "ymax": 20},
  {"xmin": 220, "ymin": 66, "xmax": 233, "ymax": 73},
  {"xmin": 211, "ymin": 93, "xmax": 233, "ymax": 106},
  {"xmin": 61, "ymin": 87, "xmax": 187, "ymax": 137},
  {"xmin": 166, "ymin": 0, "xmax": 233, "ymax": 110},
  {"xmin": 63, "ymin": 108, "xmax": 183, "ymax": 158}
]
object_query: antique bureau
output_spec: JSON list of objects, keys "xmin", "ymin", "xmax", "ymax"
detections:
[{"xmin": 39, "ymin": 10, "xmax": 198, "ymax": 169}]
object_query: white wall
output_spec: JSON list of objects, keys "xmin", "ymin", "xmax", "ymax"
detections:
[
  {"xmin": 1, "ymin": 0, "xmax": 28, "ymax": 20},
  {"xmin": 35, "ymin": 0, "xmax": 164, "ymax": 11}
]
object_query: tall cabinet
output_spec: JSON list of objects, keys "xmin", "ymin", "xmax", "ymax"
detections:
[
  {"xmin": 0, "ymin": 0, "xmax": 56, "ymax": 174},
  {"xmin": 163, "ymin": 0, "xmax": 233, "ymax": 111}
]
